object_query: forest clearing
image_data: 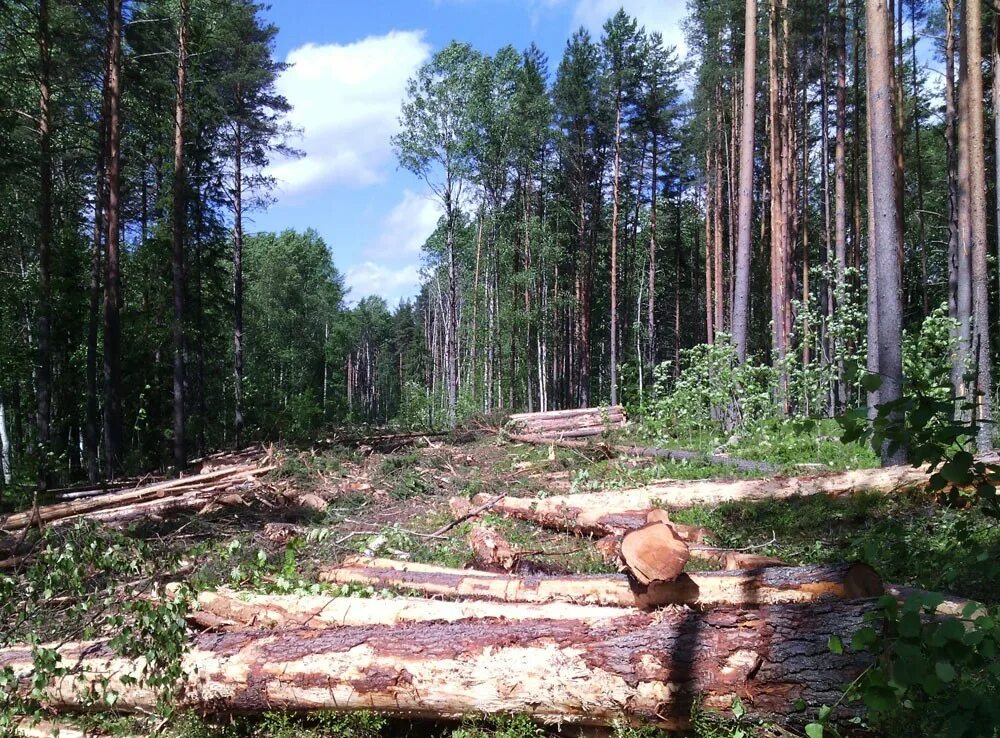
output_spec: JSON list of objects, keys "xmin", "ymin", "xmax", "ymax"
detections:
[
  {"xmin": 1, "ymin": 411, "xmax": 998, "ymax": 737},
  {"xmin": 3, "ymin": 0, "xmax": 1000, "ymax": 734}
]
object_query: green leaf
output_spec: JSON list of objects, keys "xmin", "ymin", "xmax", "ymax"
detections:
[
  {"xmin": 805, "ymin": 723, "xmax": 824, "ymax": 738},
  {"xmin": 935, "ymin": 660, "xmax": 956, "ymax": 683},
  {"xmin": 731, "ymin": 695, "xmax": 745, "ymax": 718},
  {"xmin": 828, "ymin": 634, "xmax": 843, "ymax": 654},
  {"xmin": 861, "ymin": 373, "xmax": 883, "ymax": 392}
]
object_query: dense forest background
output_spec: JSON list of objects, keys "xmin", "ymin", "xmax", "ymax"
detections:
[{"xmin": 0, "ymin": 0, "xmax": 997, "ymax": 490}]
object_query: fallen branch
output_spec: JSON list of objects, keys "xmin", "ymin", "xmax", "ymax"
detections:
[{"xmin": 0, "ymin": 464, "xmax": 274, "ymax": 532}]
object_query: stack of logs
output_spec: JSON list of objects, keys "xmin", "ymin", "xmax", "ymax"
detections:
[
  {"xmin": 0, "ymin": 459, "xmax": 277, "ymax": 537},
  {"xmin": 507, "ymin": 405, "xmax": 626, "ymax": 440},
  {"xmin": 1, "ymin": 454, "xmax": 991, "ymax": 733}
]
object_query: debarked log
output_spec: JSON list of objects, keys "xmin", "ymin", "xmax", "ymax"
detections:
[
  {"xmin": 0, "ymin": 602, "xmax": 876, "ymax": 728},
  {"xmin": 318, "ymin": 558, "xmax": 883, "ymax": 609},
  {"xmin": 183, "ymin": 590, "xmax": 637, "ymax": 630},
  {"xmin": 471, "ymin": 453, "xmax": 1000, "ymax": 519}
]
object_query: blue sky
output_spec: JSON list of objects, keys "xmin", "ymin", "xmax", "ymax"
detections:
[{"xmin": 249, "ymin": 0, "xmax": 689, "ymax": 306}]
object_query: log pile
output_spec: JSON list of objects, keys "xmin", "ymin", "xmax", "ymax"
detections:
[
  {"xmin": 4, "ymin": 448, "xmax": 990, "ymax": 732},
  {"xmin": 507, "ymin": 405, "xmax": 626, "ymax": 440},
  {"xmin": 0, "ymin": 461, "xmax": 275, "ymax": 533}
]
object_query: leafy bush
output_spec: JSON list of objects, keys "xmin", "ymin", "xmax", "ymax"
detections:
[{"xmin": 647, "ymin": 336, "xmax": 777, "ymax": 438}]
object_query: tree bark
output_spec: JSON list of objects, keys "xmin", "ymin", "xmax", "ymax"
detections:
[
  {"xmin": 732, "ymin": 0, "xmax": 757, "ymax": 362},
  {"xmin": 103, "ymin": 0, "xmax": 125, "ymax": 477},
  {"xmin": 866, "ymin": 0, "xmax": 905, "ymax": 465},
  {"xmin": 184, "ymin": 590, "xmax": 636, "ymax": 630},
  {"xmin": 171, "ymin": 0, "xmax": 189, "ymax": 474},
  {"xmin": 0, "ymin": 602, "xmax": 875, "ymax": 728},
  {"xmin": 963, "ymin": 0, "xmax": 993, "ymax": 451},
  {"xmin": 35, "ymin": 0, "xmax": 54, "ymax": 491}
]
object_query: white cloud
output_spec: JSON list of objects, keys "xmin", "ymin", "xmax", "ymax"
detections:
[
  {"xmin": 270, "ymin": 31, "xmax": 432, "ymax": 194},
  {"xmin": 364, "ymin": 190, "xmax": 442, "ymax": 259},
  {"xmin": 343, "ymin": 189, "xmax": 441, "ymax": 304},
  {"xmin": 569, "ymin": 0, "xmax": 688, "ymax": 57},
  {"xmin": 345, "ymin": 261, "xmax": 424, "ymax": 306}
]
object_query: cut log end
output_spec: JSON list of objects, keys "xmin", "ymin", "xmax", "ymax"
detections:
[{"xmin": 612, "ymin": 521, "xmax": 689, "ymax": 585}]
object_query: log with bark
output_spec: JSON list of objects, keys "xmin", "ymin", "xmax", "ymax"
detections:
[
  {"xmin": 507, "ymin": 433, "xmax": 780, "ymax": 473},
  {"xmin": 0, "ymin": 463, "xmax": 275, "ymax": 532},
  {"xmin": 507, "ymin": 406, "xmax": 626, "ymax": 440},
  {"xmin": 471, "ymin": 453, "xmax": 1000, "ymax": 522},
  {"xmin": 319, "ymin": 558, "xmax": 883, "ymax": 609},
  {"xmin": 0, "ymin": 602, "xmax": 877, "ymax": 728}
]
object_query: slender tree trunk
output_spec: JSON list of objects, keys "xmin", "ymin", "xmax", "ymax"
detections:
[
  {"xmin": 445, "ymin": 191, "xmax": 459, "ymax": 424},
  {"xmin": 732, "ymin": 0, "xmax": 757, "ymax": 362},
  {"xmin": 103, "ymin": 0, "xmax": 124, "ymax": 477},
  {"xmin": 945, "ymin": 0, "xmax": 960, "ymax": 366},
  {"xmin": 35, "ymin": 0, "xmax": 54, "ymax": 490},
  {"xmin": 232, "ymin": 120, "xmax": 245, "ymax": 447},
  {"xmin": 995, "ymin": 17, "xmax": 1000, "ymax": 322},
  {"xmin": 954, "ymin": 0, "xmax": 973, "ymax": 408},
  {"xmin": 704, "ymin": 160, "xmax": 715, "ymax": 344},
  {"xmin": 867, "ymin": 0, "xmax": 906, "ymax": 465},
  {"xmin": 963, "ymin": 0, "xmax": 993, "ymax": 450},
  {"xmin": 170, "ymin": 0, "xmax": 189, "ymax": 474},
  {"xmin": 0, "ymin": 389, "xmax": 12, "ymax": 486},
  {"xmin": 610, "ymin": 102, "xmax": 622, "ymax": 406},
  {"xmin": 647, "ymin": 134, "xmax": 658, "ymax": 368},
  {"xmin": 713, "ymin": 105, "xmax": 725, "ymax": 335},
  {"xmin": 833, "ymin": 0, "xmax": 848, "ymax": 409}
]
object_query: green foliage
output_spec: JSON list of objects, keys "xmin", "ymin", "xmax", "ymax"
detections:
[
  {"xmin": 0, "ymin": 524, "xmax": 189, "ymax": 729},
  {"xmin": 815, "ymin": 593, "xmax": 999, "ymax": 738},
  {"xmin": 647, "ymin": 336, "xmax": 777, "ymax": 437},
  {"xmin": 839, "ymin": 378, "xmax": 999, "ymax": 516}
]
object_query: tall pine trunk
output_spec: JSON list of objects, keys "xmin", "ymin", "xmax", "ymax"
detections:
[
  {"xmin": 610, "ymin": 101, "xmax": 622, "ymax": 406},
  {"xmin": 171, "ymin": 0, "xmax": 189, "ymax": 473},
  {"xmin": 963, "ymin": 0, "xmax": 993, "ymax": 450},
  {"xmin": 732, "ymin": 0, "xmax": 757, "ymax": 362},
  {"xmin": 36, "ymin": 0, "xmax": 53, "ymax": 490},
  {"xmin": 103, "ymin": 0, "xmax": 124, "ymax": 477},
  {"xmin": 866, "ymin": 0, "xmax": 906, "ymax": 465},
  {"xmin": 233, "ymin": 119, "xmax": 245, "ymax": 447}
]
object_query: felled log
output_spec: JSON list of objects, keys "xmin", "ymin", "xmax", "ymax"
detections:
[
  {"xmin": 508, "ymin": 406, "xmax": 626, "ymax": 423},
  {"xmin": 507, "ymin": 434, "xmax": 779, "ymax": 473},
  {"xmin": 467, "ymin": 490, "xmax": 709, "ymax": 540},
  {"xmin": 184, "ymin": 589, "xmax": 635, "ymax": 630},
  {"xmin": 467, "ymin": 525, "xmax": 518, "ymax": 571},
  {"xmin": 319, "ymin": 558, "xmax": 883, "ymax": 609},
  {"xmin": 0, "ymin": 464, "xmax": 273, "ymax": 532},
  {"xmin": 619, "ymin": 522, "xmax": 689, "ymax": 584},
  {"xmin": 471, "ymin": 454, "xmax": 1000, "ymax": 521},
  {"xmin": 507, "ymin": 406, "xmax": 626, "ymax": 440},
  {"xmin": 0, "ymin": 602, "xmax": 876, "ymax": 728}
]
